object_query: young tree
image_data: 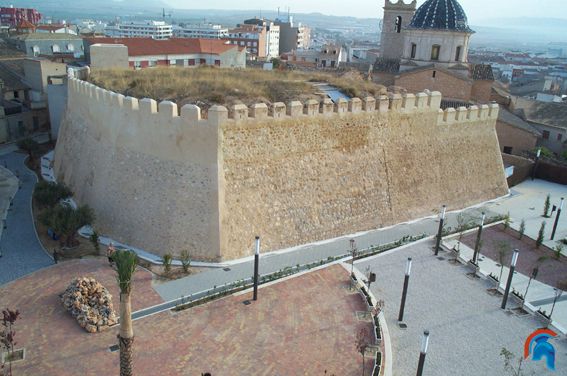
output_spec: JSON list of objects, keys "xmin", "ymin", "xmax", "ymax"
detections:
[
  {"xmin": 500, "ymin": 347, "xmax": 533, "ymax": 376},
  {"xmin": 16, "ymin": 138, "xmax": 40, "ymax": 161},
  {"xmin": 179, "ymin": 250, "xmax": 191, "ymax": 273},
  {"xmin": 90, "ymin": 231, "xmax": 100, "ymax": 252},
  {"xmin": 503, "ymin": 212, "xmax": 511, "ymax": 232},
  {"xmin": 536, "ymin": 222, "xmax": 546, "ymax": 249},
  {"xmin": 496, "ymin": 241, "xmax": 510, "ymax": 283},
  {"xmin": 543, "ymin": 194, "xmax": 551, "ymax": 218},
  {"xmin": 162, "ymin": 253, "xmax": 172, "ymax": 275},
  {"xmin": 355, "ymin": 328, "xmax": 371, "ymax": 376},
  {"xmin": 33, "ymin": 181, "xmax": 73, "ymax": 208},
  {"xmin": 519, "ymin": 219, "xmax": 526, "ymax": 240},
  {"xmin": 40, "ymin": 204, "xmax": 95, "ymax": 247},
  {"xmin": 0, "ymin": 308, "xmax": 20, "ymax": 376},
  {"xmin": 113, "ymin": 250, "xmax": 138, "ymax": 376}
]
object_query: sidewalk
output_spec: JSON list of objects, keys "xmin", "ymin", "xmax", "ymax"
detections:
[{"xmin": 444, "ymin": 237, "xmax": 566, "ymax": 334}]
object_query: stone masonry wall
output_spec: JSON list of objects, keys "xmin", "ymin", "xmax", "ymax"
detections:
[
  {"xmin": 55, "ymin": 78, "xmax": 508, "ymax": 261},
  {"xmin": 219, "ymin": 96, "xmax": 508, "ymax": 259}
]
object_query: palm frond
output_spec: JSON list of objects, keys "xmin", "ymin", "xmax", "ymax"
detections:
[{"xmin": 113, "ymin": 250, "xmax": 138, "ymax": 294}]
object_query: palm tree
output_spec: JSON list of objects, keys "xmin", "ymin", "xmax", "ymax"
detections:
[{"xmin": 113, "ymin": 250, "xmax": 138, "ymax": 376}]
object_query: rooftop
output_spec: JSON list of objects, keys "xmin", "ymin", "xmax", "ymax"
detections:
[
  {"xmin": 408, "ymin": 0, "xmax": 474, "ymax": 33},
  {"xmin": 11, "ymin": 32, "xmax": 82, "ymax": 41},
  {"xmin": 513, "ymin": 97, "xmax": 567, "ymax": 129},
  {"xmin": 85, "ymin": 37, "xmax": 238, "ymax": 56},
  {"xmin": 498, "ymin": 108, "xmax": 542, "ymax": 136}
]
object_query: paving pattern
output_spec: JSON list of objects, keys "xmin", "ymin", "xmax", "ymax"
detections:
[
  {"xmin": 0, "ymin": 152, "xmax": 53, "ymax": 285},
  {"xmin": 1, "ymin": 261, "xmax": 373, "ymax": 375},
  {"xmin": 356, "ymin": 241, "xmax": 567, "ymax": 376}
]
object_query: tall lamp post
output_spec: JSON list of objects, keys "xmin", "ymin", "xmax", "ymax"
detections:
[
  {"xmin": 550, "ymin": 197, "xmax": 563, "ymax": 240},
  {"xmin": 522, "ymin": 267, "xmax": 538, "ymax": 303},
  {"xmin": 434, "ymin": 205, "xmax": 446, "ymax": 256},
  {"xmin": 472, "ymin": 212, "xmax": 486, "ymax": 265},
  {"xmin": 398, "ymin": 257, "xmax": 412, "ymax": 323},
  {"xmin": 501, "ymin": 249, "xmax": 520, "ymax": 310},
  {"xmin": 531, "ymin": 148, "xmax": 541, "ymax": 181},
  {"xmin": 253, "ymin": 236, "xmax": 260, "ymax": 301},
  {"xmin": 416, "ymin": 330, "xmax": 430, "ymax": 376}
]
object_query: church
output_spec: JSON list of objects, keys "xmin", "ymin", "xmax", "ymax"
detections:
[{"xmin": 378, "ymin": 0, "xmax": 494, "ymax": 105}]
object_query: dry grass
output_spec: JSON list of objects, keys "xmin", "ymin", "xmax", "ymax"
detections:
[{"xmin": 88, "ymin": 67, "xmax": 386, "ymax": 110}]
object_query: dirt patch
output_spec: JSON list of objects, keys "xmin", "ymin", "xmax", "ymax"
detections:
[{"xmin": 461, "ymin": 224, "xmax": 567, "ymax": 288}]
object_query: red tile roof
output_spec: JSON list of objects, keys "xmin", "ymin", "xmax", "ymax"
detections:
[{"xmin": 86, "ymin": 37, "xmax": 239, "ymax": 56}]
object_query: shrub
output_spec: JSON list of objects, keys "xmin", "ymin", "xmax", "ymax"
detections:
[
  {"xmin": 16, "ymin": 137, "xmax": 40, "ymax": 159},
  {"xmin": 519, "ymin": 219, "xmax": 526, "ymax": 240},
  {"xmin": 162, "ymin": 253, "xmax": 173, "ymax": 275},
  {"xmin": 543, "ymin": 194, "xmax": 551, "ymax": 218},
  {"xmin": 536, "ymin": 222, "xmax": 546, "ymax": 249},
  {"xmin": 503, "ymin": 212, "xmax": 511, "ymax": 231},
  {"xmin": 554, "ymin": 244, "xmax": 563, "ymax": 260},
  {"xmin": 90, "ymin": 231, "xmax": 100, "ymax": 252},
  {"xmin": 34, "ymin": 181, "xmax": 73, "ymax": 208},
  {"xmin": 180, "ymin": 249, "xmax": 191, "ymax": 273}
]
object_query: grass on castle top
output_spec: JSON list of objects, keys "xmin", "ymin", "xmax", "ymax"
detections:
[{"xmin": 88, "ymin": 67, "xmax": 386, "ymax": 111}]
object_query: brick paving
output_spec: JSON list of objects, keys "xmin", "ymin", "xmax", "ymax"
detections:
[
  {"xmin": 1, "ymin": 261, "xmax": 373, "ymax": 375},
  {"xmin": 356, "ymin": 241, "xmax": 567, "ymax": 376}
]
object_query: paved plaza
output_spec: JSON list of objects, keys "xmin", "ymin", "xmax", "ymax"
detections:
[
  {"xmin": 356, "ymin": 240, "xmax": 567, "ymax": 376},
  {"xmin": 0, "ymin": 260, "xmax": 373, "ymax": 375}
]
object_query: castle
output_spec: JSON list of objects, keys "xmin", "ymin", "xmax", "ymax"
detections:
[
  {"xmin": 379, "ymin": 0, "xmax": 493, "ymax": 104},
  {"xmin": 53, "ymin": 78, "xmax": 508, "ymax": 261}
]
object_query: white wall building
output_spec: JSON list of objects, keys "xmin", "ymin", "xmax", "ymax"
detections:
[
  {"xmin": 173, "ymin": 23, "xmax": 228, "ymax": 39},
  {"xmin": 105, "ymin": 20, "xmax": 172, "ymax": 40}
]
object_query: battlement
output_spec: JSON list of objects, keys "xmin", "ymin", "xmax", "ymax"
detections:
[{"xmin": 384, "ymin": 0, "xmax": 417, "ymax": 10}]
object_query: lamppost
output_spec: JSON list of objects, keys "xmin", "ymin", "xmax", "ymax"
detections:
[
  {"xmin": 501, "ymin": 249, "xmax": 520, "ymax": 310},
  {"xmin": 434, "ymin": 205, "xmax": 446, "ymax": 256},
  {"xmin": 253, "ymin": 236, "xmax": 260, "ymax": 301},
  {"xmin": 531, "ymin": 148, "xmax": 541, "ymax": 181},
  {"xmin": 416, "ymin": 330, "xmax": 430, "ymax": 376},
  {"xmin": 398, "ymin": 257, "xmax": 412, "ymax": 323},
  {"xmin": 548, "ymin": 288, "xmax": 563, "ymax": 322},
  {"xmin": 350, "ymin": 239, "xmax": 357, "ymax": 276},
  {"xmin": 550, "ymin": 197, "xmax": 563, "ymax": 240},
  {"xmin": 472, "ymin": 212, "xmax": 486, "ymax": 265}
]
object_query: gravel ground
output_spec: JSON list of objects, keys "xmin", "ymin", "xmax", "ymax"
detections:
[{"xmin": 356, "ymin": 240, "xmax": 567, "ymax": 376}]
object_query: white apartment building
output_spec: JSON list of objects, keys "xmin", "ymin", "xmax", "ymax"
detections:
[
  {"xmin": 265, "ymin": 23, "xmax": 280, "ymax": 59},
  {"xmin": 105, "ymin": 20, "xmax": 172, "ymax": 40},
  {"xmin": 173, "ymin": 23, "xmax": 228, "ymax": 39}
]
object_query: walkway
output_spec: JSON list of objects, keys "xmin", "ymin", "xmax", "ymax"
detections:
[
  {"xmin": 356, "ymin": 241, "xmax": 567, "ymax": 376},
  {"xmin": 0, "ymin": 152, "xmax": 53, "ymax": 285},
  {"xmin": 155, "ymin": 203, "xmax": 498, "ymax": 301}
]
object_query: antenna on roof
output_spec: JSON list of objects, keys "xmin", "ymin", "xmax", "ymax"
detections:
[{"xmin": 277, "ymin": 7, "xmax": 280, "ymax": 17}]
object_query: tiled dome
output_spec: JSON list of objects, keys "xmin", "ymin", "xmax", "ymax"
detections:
[{"xmin": 409, "ymin": 0, "xmax": 473, "ymax": 32}]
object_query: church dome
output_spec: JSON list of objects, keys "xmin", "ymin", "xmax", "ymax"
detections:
[{"xmin": 408, "ymin": 0, "xmax": 473, "ymax": 32}]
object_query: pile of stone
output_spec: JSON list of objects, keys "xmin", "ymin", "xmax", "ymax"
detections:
[{"xmin": 61, "ymin": 277, "xmax": 117, "ymax": 333}]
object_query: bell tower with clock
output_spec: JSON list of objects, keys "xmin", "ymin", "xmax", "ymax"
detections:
[{"xmin": 380, "ymin": 0, "xmax": 417, "ymax": 59}]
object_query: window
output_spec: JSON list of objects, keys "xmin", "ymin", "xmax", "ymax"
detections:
[
  {"xmin": 134, "ymin": 61, "xmax": 142, "ymax": 68},
  {"xmin": 148, "ymin": 60, "xmax": 157, "ymax": 67},
  {"xmin": 33, "ymin": 116, "xmax": 39, "ymax": 130},
  {"xmin": 503, "ymin": 146, "xmax": 513, "ymax": 154},
  {"xmin": 431, "ymin": 45, "xmax": 440, "ymax": 61},
  {"xmin": 542, "ymin": 130, "xmax": 550, "ymax": 140},
  {"xmin": 52, "ymin": 44, "xmax": 60, "ymax": 53},
  {"xmin": 558, "ymin": 133, "xmax": 563, "ymax": 141},
  {"xmin": 67, "ymin": 43, "xmax": 75, "ymax": 52},
  {"xmin": 410, "ymin": 43, "xmax": 417, "ymax": 59},
  {"xmin": 214, "ymin": 59, "xmax": 221, "ymax": 66},
  {"xmin": 188, "ymin": 59, "xmax": 195, "ymax": 66},
  {"xmin": 455, "ymin": 46, "xmax": 462, "ymax": 61},
  {"xmin": 32, "ymin": 45, "xmax": 40, "ymax": 56},
  {"xmin": 13, "ymin": 91, "xmax": 19, "ymax": 99},
  {"xmin": 395, "ymin": 16, "xmax": 402, "ymax": 33},
  {"xmin": 200, "ymin": 58, "xmax": 206, "ymax": 65}
]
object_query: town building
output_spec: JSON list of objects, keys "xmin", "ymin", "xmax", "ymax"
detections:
[
  {"xmin": 496, "ymin": 109, "xmax": 541, "ymax": 156},
  {"xmin": 84, "ymin": 38, "xmax": 246, "ymax": 69},
  {"xmin": 104, "ymin": 20, "xmax": 172, "ymax": 40},
  {"xmin": 9, "ymin": 33, "xmax": 84, "ymax": 57},
  {"xmin": 36, "ymin": 24, "xmax": 78, "ymax": 35},
  {"xmin": 173, "ymin": 23, "xmax": 228, "ymax": 39},
  {"xmin": 512, "ymin": 97, "xmax": 567, "ymax": 155},
  {"xmin": 0, "ymin": 6, "xmax": 41, "ymax": 28},
  {"xmin": 377, "ymin": 0, "xmax": 494, "ymax": 105},
  {"xmin": 242, "ymin": 18, "xmax": 280, "ymax": 59},
  {"xmin": 283, "ymin": 44, "xmax": 345, "ymax": 69},
  {"xmin": 274, "ymin": 16, "xmax": 310, "ymax": 54},
  {"xmin": 226, "ymin": 24, "xmax": 267, "ymax": 60}
]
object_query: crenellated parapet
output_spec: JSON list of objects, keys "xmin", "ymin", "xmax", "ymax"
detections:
[{"xmin": 69, "ymin": 77, "xmax": 497, "ymax": 128}]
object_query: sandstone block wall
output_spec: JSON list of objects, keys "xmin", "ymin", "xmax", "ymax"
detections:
[{"xmin": 55, "ymin": 78, "xmax": 508, "ymax": 261}]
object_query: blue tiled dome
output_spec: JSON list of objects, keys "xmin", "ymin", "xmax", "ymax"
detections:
[{"xmin": 409, "ymin": 0, "xmax": 473, "ymax": 32}]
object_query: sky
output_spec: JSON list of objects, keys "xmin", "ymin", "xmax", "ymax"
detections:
[{"xmin": 165, "ymin": 0, "xmax": 567, "ymax": 22}]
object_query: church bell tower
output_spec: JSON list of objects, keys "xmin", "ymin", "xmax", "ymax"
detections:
[{"xmin": 380, "ymin": 0, "xmax": 417, "ymax": 59}]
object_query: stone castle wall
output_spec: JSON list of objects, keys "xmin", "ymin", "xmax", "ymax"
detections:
[{"xmin": 55, "ymin": 78, "xmax": 508, "ymax": 261}]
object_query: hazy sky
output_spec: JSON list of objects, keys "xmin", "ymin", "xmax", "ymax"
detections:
[{"xmin": 165, "ymin": 0, "xmax": 567, "ymax": 21}]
